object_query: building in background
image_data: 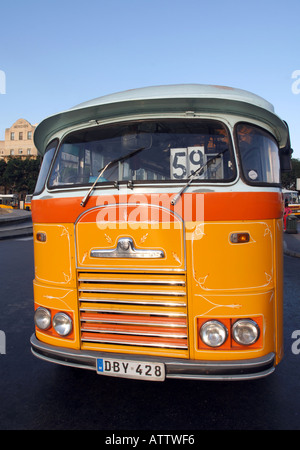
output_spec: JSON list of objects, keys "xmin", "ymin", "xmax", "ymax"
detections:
[{"xmin": 0, "ymin": 118, "xmax": 38, "ymax": 160}]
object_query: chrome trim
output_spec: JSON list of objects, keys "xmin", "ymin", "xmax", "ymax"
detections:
[
  {"xmin": 79, "ymin": 308, "xmax": 186, "ymax": 317},
  {"xmin": 80, "ymin": 336, "xmax": 188, "ymax": 349},
  {"xmin": 77, "ymin": 269, "xmax": 188, "ymax": 351},
  {"xmin": 78, "ymin": 277, "xmax": 185, "ymax": 286},
  {"xmin": 31, "ymin": 335, "xmax": 276, "ymax": 381},
  {"xmin": 200, "ymin": 320, "xmax": 228, "ymax": 348},
  {"xmin": 79, "ymin": 288, "xmax": 185, "ymax": 296},
  {"xmin": 80, "ymin": 328, "xmax": 188, "ymax": 339},
  {"xmin": 80, "ymin": 297, "xmax": 186, "ymax": 307},
  {"xmin": 90, "ymin": 237, "xmax": 164, "ymax": 259},
  {"xmin": 77, "ymin": 267, "xmax": 185, "ymax": 273},
  {"xmin": 80, "ymin": 317, "xmax": 187, "ymax": 327},
  {"xmin": 232, "ymin": 319, "xmax": 260, "ymax": 345}
]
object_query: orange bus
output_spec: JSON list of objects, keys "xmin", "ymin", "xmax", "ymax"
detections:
[
  {"xmin": 0, "ymin": 194, "xmax": 18, "ymax": 209},
  {"xmin": 24, "ymin": 194, "xmax": 33, "ymax": 211},
  {"xmin": 30, "ymin": 85, "xmax": 292, "ymax": 380}
]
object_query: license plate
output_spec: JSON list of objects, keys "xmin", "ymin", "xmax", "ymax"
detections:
[{"xmin": 96, "ymin": 357, "xmax": 165, "ymax": 381}]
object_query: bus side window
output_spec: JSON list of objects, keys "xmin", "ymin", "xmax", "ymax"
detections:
[
  {"xmin": 34, "ymin": 140, "xmax": 58, "ymax": 194},
  {"xmin": 236, "ymin": 123, "xmax": 280, "ymax": 185}
]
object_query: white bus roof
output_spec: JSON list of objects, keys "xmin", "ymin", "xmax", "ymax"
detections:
[
  {"xmin": 34, "ymin": 84, "xmax": 289, "ymax": 155},
  {"xmin": 0, "ymin": 194, "xmax": 18, "ymax": 197}
]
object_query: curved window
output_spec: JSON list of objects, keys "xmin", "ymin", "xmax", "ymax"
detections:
[
  {"xmin": 236, "ymin": 123, "xmax": 280, "ymax": 185},
  {"xmin": 48, "ymin": 119, "xmax": 236, "ymax": 189},
  {"xmin": 33, "ymin": 140, "xmax": 58, "ymax": 195}
]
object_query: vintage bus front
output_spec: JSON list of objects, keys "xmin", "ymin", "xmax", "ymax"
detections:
[
  {"xmin": 24, "ymin": 194, "xmax": 33, "ymax": 211},
  {"xmin": 30, "ymin": 85, "xmax": 292, "ymax": 380}
]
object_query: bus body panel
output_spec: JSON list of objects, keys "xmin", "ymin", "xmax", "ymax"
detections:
[
  {"xmin": 32, "ymin": 193, "xmax": 284, "ymax": 367},
  {"xmin": 33, "ymin": 281, "xmax": 80, "ymax": 350},
  {"xmin": 31, "ymin": 191, "xmax": 283, "ymax": 223},
  {"xmin": 30, "ymin": 85, "xmax": 291, "ymax": 380}
]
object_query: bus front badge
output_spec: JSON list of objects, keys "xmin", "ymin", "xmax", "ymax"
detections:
[{"xmin": 90, "ymin": 237, "xmax": 165, "ymax": 259}]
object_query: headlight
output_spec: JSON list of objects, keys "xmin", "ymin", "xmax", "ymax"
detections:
[
  {"xmin": 200, "ymin": 320, "xmax": 228, "ymax": 347},
  {"xmin": 53, "ymin": 312, "xmax": 73, "ymax": 336},
  {"xmin": 34, "ymin": 307, "xmax": 51, "ymax": 330},
  {"xmin": 232, "ymin": 319, "xmax": 260, "ymax": 345}
]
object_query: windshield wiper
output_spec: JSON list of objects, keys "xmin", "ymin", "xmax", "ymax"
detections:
[
  {"xmin": 80, "ymin": 146, "xmax": 145, "ymax": 207},
  {"xmin": 171, "ymin": 148, "xmax": 229, "ymax": 206}
]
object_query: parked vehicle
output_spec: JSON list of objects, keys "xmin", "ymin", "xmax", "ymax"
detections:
[{"xmin": 30, "ymin": 84, "xmax": 292, "ymax": 380}]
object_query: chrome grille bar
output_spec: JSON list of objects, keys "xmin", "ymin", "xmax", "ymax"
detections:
[
  {"xmin": 79, "ymin": 297, "xmax": 186, "ymax": 307},
  {"xmin": 78, "ymin": 271, "xmax": 189, "ymax": 352},
  {"xmin": 79, "ymin": 288, "xmax": 185, "ymax": 296},
  {"xmin": 78, "ymin": 277, "xmax": 185, "ymax": 286}
]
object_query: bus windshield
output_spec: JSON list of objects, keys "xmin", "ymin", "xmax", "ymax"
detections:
[{"xmin": 48, "ymin": 119, "xmax": 235, "ymax": 188}]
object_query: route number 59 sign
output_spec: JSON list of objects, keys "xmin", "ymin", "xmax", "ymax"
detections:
[{"xmin": 170, "ymin": 146, "xmax": 205, "ymax": 180}]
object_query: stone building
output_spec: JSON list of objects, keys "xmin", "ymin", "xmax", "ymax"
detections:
[{"xmin": 0, "ymin": 118, "xmax": 38, "ymax": 160}]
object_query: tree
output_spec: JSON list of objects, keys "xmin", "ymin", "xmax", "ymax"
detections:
[
  {"xmin": 22, "ymin": 156, "xmax": 42, "ymax": 193},
  {"xmin": 0, "ymin": 159, "xmax": 8, "ymax": 193},
  {"xmin": 281, "ymin": 158, "xmax": 300, "ymax": 190},
  {"xmin": 0, "ymin": 156, "xmax": 41, "ymax": 194}
]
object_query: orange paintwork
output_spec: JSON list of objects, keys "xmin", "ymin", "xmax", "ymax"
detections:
[
  {"xmin": 33, "ymin": 280, "xmax": 80, "ymax": 349},
  {"xmin": 32, "ymin": 191, "xmax": 284, "ymax": 364},
  {"xmin": 31, "ymin": 191, "xmax": 283, "ymax": 223},
  {"xmin": 76, "ymin": 207, "xmax": 184, "ymax": 271}
]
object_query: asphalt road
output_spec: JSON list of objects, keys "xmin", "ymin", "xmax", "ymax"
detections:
[{"xmin": 0, "ymin": 237, "xmax": 300, "ymax": 431}]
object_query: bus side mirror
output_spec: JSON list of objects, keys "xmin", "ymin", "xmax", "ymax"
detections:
[
  {"xmin": 280, "ymin": 147, "xmax": 293, "ymax": 172},
  {"xmin": 280, "ymin": 121, "xmax": 293, "ymax": 173}
]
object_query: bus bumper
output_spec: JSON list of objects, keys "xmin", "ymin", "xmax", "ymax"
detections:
[{"xmin": 30, "ymin": 334, "xmax": 275, "ymax": 381}]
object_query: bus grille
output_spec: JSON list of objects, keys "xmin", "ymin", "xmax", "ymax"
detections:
[{"xmin": 78, "ymin": 271, "xmax": 189, "ymax": 356}]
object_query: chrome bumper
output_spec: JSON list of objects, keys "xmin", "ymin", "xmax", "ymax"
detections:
[{"xmin": 30, "ymin": 334, "xmax": 275, "ymax": 381}]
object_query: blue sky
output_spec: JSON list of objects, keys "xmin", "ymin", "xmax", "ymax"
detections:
[{"xmin": 1, "ymin": 0, "xmax": 300, "ymax": 158}]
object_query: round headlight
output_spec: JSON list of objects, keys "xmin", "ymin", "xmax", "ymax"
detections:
[
  {"xmin": 53, "ymin": 312, "xmax": 72, "ymax": 336},
  {"xmin": 200, "ymin": 320, "xmax": 228, "ymax": 347},
  {"xmin": 34, "ymin": 307, "xmax": 51, "ymax": 330},
  {"xmin": 232, "ymin": 319, "xmax": 260, "ymax": 345}
]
